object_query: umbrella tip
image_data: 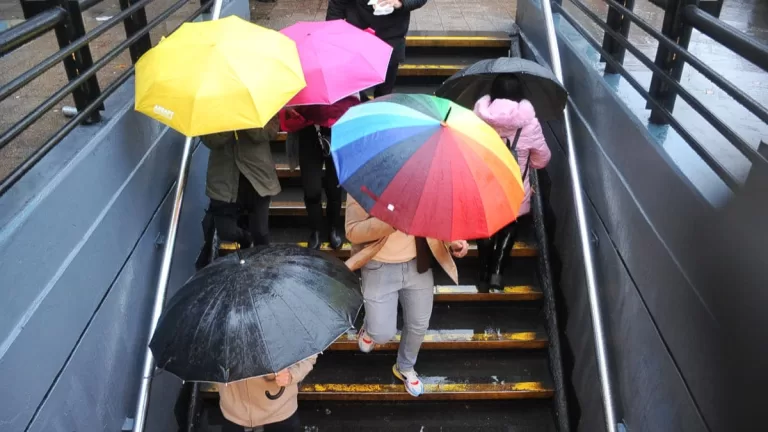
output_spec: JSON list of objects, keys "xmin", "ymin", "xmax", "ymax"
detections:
[{"xmin": 443, "ymin": 107, "xmax": 452, "ymax": 123}]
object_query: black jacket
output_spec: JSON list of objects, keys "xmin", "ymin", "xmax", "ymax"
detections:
[{"xmin": 326, "ymin": 0, "xmax": 427, "ymax": 43}]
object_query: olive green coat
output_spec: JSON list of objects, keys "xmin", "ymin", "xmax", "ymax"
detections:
[{"xmin": 201, "ymin": 118, "xmax": 281, "ymax": 202}]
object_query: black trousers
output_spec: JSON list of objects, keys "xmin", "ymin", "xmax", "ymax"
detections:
[
  {"xmin": 235, "ymin": 173, "xmax": 271, "ymax": 246},
  {"xmin": 477, "ymin": 214, "xmax": 532, "ymax": 279},
  {"xmin": 221, "ymin": 411, "xmax": 300, "ymax": 432},
  {"xmin": 297, "ymin": 127, "xmax": 342, "ymax": 232},
  {"xmin": 372, "ymin": 37, "xmax": 406, "ymax": 98}
]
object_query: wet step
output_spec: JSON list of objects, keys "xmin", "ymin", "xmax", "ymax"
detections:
[
  {"xmin": 200, "ymin": 350, "xmax": 553, "ymax": 401},
  {"xmin": 330, "ymin": 305, "xmax": 547, "ymax": 351},
  {"xmin": 269, "ymin": 226, "xmax": 538, "ymax": 258},
  {"xmin": 201, "ymin": 399, "xmax": 556, "ymax": 431},
  {"xmin": 298, "ymin": 400, "xmax": 557, "ymax": 431},
  {"xmin": 299, "ymin": 350, "xmax": 553, "ymax": 401},
  {"xmin": 405, "ymin": 31, "xmax": 512, "ymax": 48}
]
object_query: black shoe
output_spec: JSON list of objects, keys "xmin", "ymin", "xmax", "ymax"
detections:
[
  {"xmin": 328, "ymin": 226, "xmax": 343, "ymax": 250},
  {"xmin": 308, "ymin": 231, "xmax": 321, "ymax": 250}
]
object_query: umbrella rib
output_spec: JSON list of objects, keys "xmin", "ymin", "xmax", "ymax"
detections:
[
  {"xmin": 247, "ymin": 279, "xmax": 276, "ymax": 373},
  {"xmin": 290, "ymin": 266, "xmax": 355, "ymax": 326},
  {"xmin": 274, "ymin": 287, "xmax": 334, "ymax": 349}
]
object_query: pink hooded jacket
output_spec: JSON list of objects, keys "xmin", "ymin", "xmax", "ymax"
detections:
[{"xmin": 474, "ymin": 95, "xmax": 551, "ymax": 216}]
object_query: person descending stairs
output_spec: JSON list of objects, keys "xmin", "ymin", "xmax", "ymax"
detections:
[{"xmin": 196, "ymin": 30, "xmax": 567, "ymax": 432}]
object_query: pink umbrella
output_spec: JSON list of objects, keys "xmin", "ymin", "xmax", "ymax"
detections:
[{"xmin": 280, "ymin": 20, "xmax": 393, "ymax": 106}]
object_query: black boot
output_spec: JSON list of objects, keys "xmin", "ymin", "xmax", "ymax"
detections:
[
  {"xmin": 488, "ymin": 224, "xmax": 517, "ymax": 289},
  {"xmin": 475, "ymin": 237, "xmax": 493, "ymax": 291},
  {"xmin": 328, "ymin": 226, "xmax": 343, "ymax": 250},
  {"xmin": 327, "ymin": 198, "xmax": 343, "ymax": 250},
  {"xmin": 307, "ymin": 230, "xmax": 321, "ymax": 250},
  {"xmin": 306, "ymin": 198, "xmax": 324, "ymax": 250}
]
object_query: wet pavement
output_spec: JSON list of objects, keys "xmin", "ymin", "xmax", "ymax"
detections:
[{"xmin": 1, "ymin": 0, "xmax": 766, "ymax": 198}]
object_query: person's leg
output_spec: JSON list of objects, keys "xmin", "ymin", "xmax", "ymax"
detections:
[
  {"xmin": 298, "ymin": 127, "xmax": 325, "ymax": 248},
  {"xmin": 247, "ymin": 192, "xmax": 272, "ymax": 247},
  {"xmin": 488, "ymin": 220, "xmax": 520, "ymax": 288},
  {"xmin": 373, "ymin": 38, "xmax": 406, "ymax": 98},
  {"xmin": 475, "ymin": 237, "xmax": 493, "ymax": 289},
  {"xmin": 323, "ymin": 152, "xmax": 343, "ymax": 249},
  {"xmin": 393, "ymin": 260, "xmax": 434, "ymax": 397},
  {"xmin": 262, "ymin": 411, "xmax": 301, "ymax": 432},
  {"xmin": 236, "ymin": 172, "xmax": 271, "ymax": 247},
  {"xmin": 358, "ymin": 261, "xmax": 401, "ymax": 352}
]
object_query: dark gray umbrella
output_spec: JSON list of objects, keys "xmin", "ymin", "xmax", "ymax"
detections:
[
  {"xmin": 149, "ymin": 244, "xmax": 362, "ymax": 398},
  {"xmin": 435, "ymin": 57, "xmax": 568, "ymax": 121}
]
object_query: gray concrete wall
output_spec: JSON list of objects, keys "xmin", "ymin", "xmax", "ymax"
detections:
[
  {"xmin": 0, "ymin": 2, "xmax": 249, "ymax": 430},
  {"xmin": 516, "ymin": 0, "xmax": 741, "ymax": 430}
]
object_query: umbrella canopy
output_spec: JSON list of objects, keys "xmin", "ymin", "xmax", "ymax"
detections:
[
  {"xmin": 331, "ymin": 93, "xmax": 525, "ymax": 242},
  {"xmin": 134, "ymin": 15, "xmax": 305, "ymax": 136},
  {"xmin": 149, "ymin": 245, "xmax": 362, "ymax": 384},
  {"xmin": 435, "ymin": 57, "xmax": 567, "ymax": 121},
  {"xmin": 280, "ymin": 20, "xmax": 392, "ymax": 106}
]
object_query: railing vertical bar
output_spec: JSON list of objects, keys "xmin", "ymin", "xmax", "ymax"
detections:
[
  {"xmin": 542, "ymin": 1, "xmax": 621, "ymax": 431},
  {"xmin": 601, "ymin": 0, "xmax": 634, "ymax": 74},
  {"xmin": 119, "ymin": 0, "xmax": 153, "ymax": 63},
  {"xmin": 648, "ymin": 0, "xmax": 693, "ymax": 124}
]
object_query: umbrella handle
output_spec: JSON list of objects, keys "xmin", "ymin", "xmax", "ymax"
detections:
[{"xmin": 265, "ymin": 386, "xmax": 285, "ymax": 400}]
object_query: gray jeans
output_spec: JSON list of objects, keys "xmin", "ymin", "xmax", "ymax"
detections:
[{"xmin": 361, "ymin": 259, "xmax": 434, "ymax": 371}]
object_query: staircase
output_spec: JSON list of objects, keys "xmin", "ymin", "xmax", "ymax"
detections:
[{"xmin": 199, "ymin": 30, "xmax": 561, "ymax": 431}]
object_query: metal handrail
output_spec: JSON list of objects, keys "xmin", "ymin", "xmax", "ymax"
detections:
[
  {"xmin": 539, "ymin": 1, "xmax": 622, "ymax": 431},
  {"xmin": 556, "ymin": 0, "xmax": 768, "ymax": 190},
  {"xmin": 554, "ymin": 1, "xmax": 741, "ymax": 188},
  {"xmin": 0, "ymin": 6, "xmax": 67, "ymax": 56},
  {"xmin": 683, "ymin": 4, "xmax": 768, "ymax": 73},
  {"xmin": 601, "ymin": 0, "xmax": 768, "ymax": 125},
  {"xmin": 129, "ymin": 4, "xmax": 223, "ymax": 430}
]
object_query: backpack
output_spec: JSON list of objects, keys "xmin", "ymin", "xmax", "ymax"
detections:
[{"xmin": 507, "ymin": 128, "xmax": 530, "ymax": 181}]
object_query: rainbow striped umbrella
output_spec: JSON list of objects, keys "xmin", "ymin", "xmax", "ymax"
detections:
[{"xmin": 330, "ymin": 94, "xmax": 524, "ymax": 241}]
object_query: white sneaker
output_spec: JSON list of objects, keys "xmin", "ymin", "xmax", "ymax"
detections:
[
  {"xmin": 392, "ymin": 364, "xmax": 424, "ymax": 397},
  {"xmin": 357, "ymin": 327, "xmax": 375, "ymax": 353}
]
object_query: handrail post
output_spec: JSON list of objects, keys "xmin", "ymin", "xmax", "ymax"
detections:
[
  {"xmin": 35, "ymin": 0, "xmax": 104, "ymax": 123},
  {"xmin": 601, "ymin": 0, "xmax": 635, "ymax": 74},
  {"xmin": 129, "ymin": 4, "xmax": 224, "ymax": 431},
  {"xmin": 647, "ymin": 0, "xmax": 693, "ymax": 125},
  {"xmin": 119, "ymin": 0, "xmax": 153, "ymax": 63},
  {"xmin": 540, "ymin": 1, "xmax": 621, "ymax": 431}
]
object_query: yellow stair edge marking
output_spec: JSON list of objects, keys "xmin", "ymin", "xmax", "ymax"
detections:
[
  {"xmin": 434, "ymin": 285, "xmax": 537, "ymax": 295},
  {"xmin": 202, "ymin": 382, "xmax": 550, "ymax": 394},
  {"xmin": 295, "ymin": 241, "xmax": 536, "ymax": 256},
  {"xmin": 406, "ymin": 35, "xmax": 510, "ymax": 48},
  {"xmin": 334, "ymin": 330, "xmax": 541, "ymax": 344},
  {"xmin": 301, "ymin": 382, "xmax": 548, "ymax": 394}
]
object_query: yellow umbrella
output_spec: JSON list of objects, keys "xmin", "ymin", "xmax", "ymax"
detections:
[{"xmin": 134, "ymin": 15, "xmax": 305, "ymax": 136}]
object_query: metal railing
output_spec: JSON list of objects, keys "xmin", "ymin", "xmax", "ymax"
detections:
[
  {"xmin": 539, "ymin": 2, "xmax": 623, "ymax": 431},
  {"xmin": 541, "ymin": 0, "xmax": 768, "ymax": 430},
  {"xmin": 0, "ymin": 0, "xmax": 214, "ymax": 196},
  {"xmin": 552, "ymin": 0, "xmax": 768, "ymax": 190}
]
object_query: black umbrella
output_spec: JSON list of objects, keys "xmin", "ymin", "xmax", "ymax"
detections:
[
  {"xmin": 435, "ymin": 57, "xmax": 568, "ymax": 121},
  {"xmin": 149, "ymin": 244, "xmax": 362, "ymax": 398}
]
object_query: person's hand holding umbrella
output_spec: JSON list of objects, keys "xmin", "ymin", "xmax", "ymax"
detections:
[{"xmin": 449, "ymin": 240, "xmax": 469, "ymax": 258}]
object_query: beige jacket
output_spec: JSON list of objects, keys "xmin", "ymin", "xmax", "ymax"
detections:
[
  {"xmin": 218, "ymin": 356, "xmax": 317, "ymax": 428},
  {"xmin": 344, "ymin": 196, "xmax": 459, "ymax": 284}
]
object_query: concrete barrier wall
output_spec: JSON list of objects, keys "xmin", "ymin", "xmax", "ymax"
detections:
[
  {"xmin": 516, "ymin": 0, "xmax": 721, "ymax": 430},
  {"xmin": 0, "ymin": 2, "xmax": 248, "ymax": 430}
]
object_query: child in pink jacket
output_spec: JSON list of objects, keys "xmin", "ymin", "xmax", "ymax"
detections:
[{"xmin": 474, "ymin": 74, "xmax": 551, "ymax": 288}]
